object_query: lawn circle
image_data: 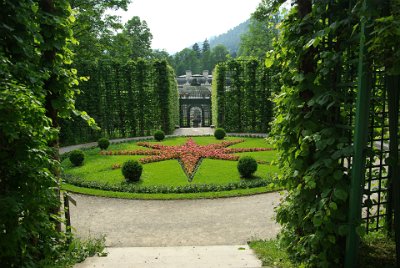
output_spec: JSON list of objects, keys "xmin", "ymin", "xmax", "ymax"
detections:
[{"xmin": 61, "ymin": 135, "xmax": 281, "ymax": 199}]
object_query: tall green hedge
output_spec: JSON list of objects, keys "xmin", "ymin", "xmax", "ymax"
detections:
[
  {"xmin": 60, "ymin": 60, "xmax": 179, "ymax": 144},
  {"xmin": 212, "ymin": 59, "xmax": 274, "ymax": 133},
  {"xmin": 0, "ymin": 0, "xmax": 91, "ymax": 266}
]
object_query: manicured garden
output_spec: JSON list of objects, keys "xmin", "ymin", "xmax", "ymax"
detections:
[{"xmin": 61, "ymin": 136, "xmax": 281, "ymax": 199}]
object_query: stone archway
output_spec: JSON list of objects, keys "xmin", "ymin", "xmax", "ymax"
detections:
[
  {"xmin": 189, "ymin": 106, "xmax": 202, "ymax": 127},
  {"xmin": 179, "ymin": 100, "xmax": 211, "ymax": 128},
  {"xmin": 177, "ymin": 75, "xmax": 212, "ymax": 128}
]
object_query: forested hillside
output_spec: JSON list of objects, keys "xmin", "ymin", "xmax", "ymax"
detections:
[{"xmin": 209, "ymin": 20, "xmax": 250, "ymax": 55}]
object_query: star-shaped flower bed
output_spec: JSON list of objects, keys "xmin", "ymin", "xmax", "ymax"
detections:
[{"xmin": 100, "ymin": 138, "xmax": 274, "ymax": 179}]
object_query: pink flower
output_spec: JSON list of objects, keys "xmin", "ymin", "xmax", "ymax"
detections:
[{"xmin": 103, "ymin": 138, "xmax": 274, "ymax": 177}]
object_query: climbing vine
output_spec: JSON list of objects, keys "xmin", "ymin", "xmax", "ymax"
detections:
[{"xmin": 266, "ymin": 0, "xmax": 400, "ymax": 266}]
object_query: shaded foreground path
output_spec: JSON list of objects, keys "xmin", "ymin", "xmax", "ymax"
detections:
[{"xmin": 70, "ymin": 192, "xmax": 281, "ymax": 247}]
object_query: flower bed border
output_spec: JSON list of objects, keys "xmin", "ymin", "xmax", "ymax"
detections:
[
  {"xmin": 63, "ymin": 174, "xmax": 277, "ymax": 194},
  {"xmin": 61, "ymin": 134, "xmax": 278, "ymax": 195},
  {"xmin": 100, "ymin": 138, "xmax": 274, "ymax": 178}
]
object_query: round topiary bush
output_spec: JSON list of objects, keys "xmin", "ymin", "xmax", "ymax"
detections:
[
  {"xmin": 98, "ymin": 137, "xmax": 110, "ymax": 150},
  {"xmin": 237, "ymin": 156, "xmax": 258, "ymax": 178},
  {"xmin": 214, "ymin": 128, "xmax": 226, "ymax": 140},
  {"xmin": 122, "ymin": 160, "xmax": 143, "ymax": 182},
  {"xmin": 154, "ymin": 130, "xmax": 165, "ymax": 141},
  {"xmin": 69, "ymin": 150, "xmax": 85, "ymax": 166}
]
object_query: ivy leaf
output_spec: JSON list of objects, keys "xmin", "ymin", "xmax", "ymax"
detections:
[
  {"xmin": 328, "ymin": 235, "xmax": 336, "ymax": 244},
  {"xmin": 68, "ymin": 15, "xmax": 76, "ymax": 23},
  {"xmin": 334, "ymin": 188, "xmax": 348, "ymax": 201},
  {"xmin": 313, "ymin": 212, "xmax": 323, "ymax": 227},
  {"xmin": 333, "ymin": 170, "xmax": 342, "ymax": 180},
  {"xmin": 304, "ymin": 37, "xmax": 321, "ymax": 49},
  {"xmin": 329, "ymin": 202, "xmax": 338, "ymax": 211},
  {"xmin": 31, "ymin": 3, "xmax": 39, "ymax": 13},
  {"xmin": 293, "ymin": 73, "xmax": 305, "ymax": 82},
  {"xmin": 356, "ymin": 226, "xmax": 366, "ymax": 237},
  {"xmin": 265, "ymin": 57, "xmax": 274, "ymax": 68}
]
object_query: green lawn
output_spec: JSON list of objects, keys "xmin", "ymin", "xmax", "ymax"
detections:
[
  {"xmin": 249, "ymin": 240, "xmax": 293, "ymax": 268},
  {"xmin": 249, "ymin": 232, "xmax": 397, "ymax": 268},
  {"xmin": 61, "ymin": 136, "xmax": 281, "ymax": 197}
]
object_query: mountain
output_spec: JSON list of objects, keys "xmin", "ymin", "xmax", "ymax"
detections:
[{"xmin": 209, "ymin": 20, "xmax": 250, "ymax": 54}]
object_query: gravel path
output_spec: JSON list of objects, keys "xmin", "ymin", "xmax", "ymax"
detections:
[
  {"xmin": 59, "ymin": 127, "xmax": 267, "ymax": 154},
  {"xmin": 69, "ymin": 192, "xmax": 281, "ymax": 247}
]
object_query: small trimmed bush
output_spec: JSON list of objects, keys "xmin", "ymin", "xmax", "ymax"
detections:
[
  {"xmin": 122, "ymin": 160, "xmax": 143, "ymax": 182},
  {"xmin": 237, "ymin": 156, "xmax": 258, "ymax": 178},
  {"xmin": 69, "ymin": 150, "xmax": 85, "ymax": 166},
  {"xmin": 154, "ymin": 130, "xmax": 165, "ymax": 141},
  {"xmin": 98, "ymin": 138, "xmax": 110, "ymax": 150},
  {"xmin": 214, "ymin": 128, "xmax": 226, "ymax": 140}
]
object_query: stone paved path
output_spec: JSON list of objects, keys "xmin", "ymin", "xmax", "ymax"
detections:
[
  {"xmin": 60, "ymin": 127, "xmax": 214, "ymax": 154},
  {"xmin": 74, "ymin": 245, "xmax": 264, "ymax": 268}
]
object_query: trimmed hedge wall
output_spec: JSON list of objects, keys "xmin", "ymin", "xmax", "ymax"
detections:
[
  {"xmin": 60, "ymin": 59, "xmax": 179, "ymax": 145},
  {"xmin": 63, "ymin": 174, "xmax": 276, "ymax": 194},
  {"xmin": 212, "ymin": 59, "xmax": 274, "ymax": 133}
]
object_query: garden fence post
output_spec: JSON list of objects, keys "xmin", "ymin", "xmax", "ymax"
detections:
[
  {"xmin": 387, "ymin": 75, "xmax": 400, "ymax": 267},
  {"xmin": 344, "ymin": 0, "xmax": 372, "ymax": 267}
]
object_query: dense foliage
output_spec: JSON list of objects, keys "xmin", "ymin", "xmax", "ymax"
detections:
[
  {"xmin": 70, "ymin": 0, "xmax": 131, "ymax": 65},
  {"xmin": 212, "ymin": 59, "xmax": 274, "ymax": 133},
  {"xmin": 214, "ymin": 128, "xmax": 226, "ymax": 140},
  {"xmin": 209, "ymin": 20, "xmax": 250, "ymax": 56},
  {"xmin": 262, "ymin": 0, "xmax": 400, "ymax": 266},
  {"xmin": 60, "ymin": 59, "xmax": 179, "ymax": 144},
  {"xmin": 238, "ymin": 15, "xmax": 279, "ymax": 60},
  {"xmin": 237, "ymin": 156, "xmax": 258, "ymax": 178},
  {"xmin": 98, "ymin": 138, "xmax": 110, "ymax": 150},
  {"xmin": 0, "ymin": 0, "xmax": 95, "ymax": 266},
  {"xmin": 171, "ymin": 40, "xmax": 231, "ymax": 75},
  {"xmin": 154, "ymin": 130, "xmax": 165, "ymax": 141},
  {"xmin": 107, "ymin": 16, "xmax": 153, "ymax": 62},
  {"xmin": 69, "ymin": 150, "xmax": 85, "ymax": 166},
  {"xmin": 122, "ymin": 160, "xmax": 143, "ymax": 182}
]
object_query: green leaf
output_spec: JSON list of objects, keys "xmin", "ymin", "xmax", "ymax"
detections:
[
  {"xmin": 333, "ymin": 170, "xmax": 342, "ymax": 180},
  {"xmin": 68, "ymin": 15, "xmax": 76, "ymax": 23},
  {"xmin": 356, "ymin": 226, "xmax": 366, "ymax": 237},
  {"xmin": 293, "ymin": 73, "xmax": 305, "ymax": 82},
  {"xmin": 334, "ymin": 189, "xmax": 348, "ymax": 201},
  {"xmin": 265, "ymin": 57, "xmax": 274, "ymax": 68},
  {"xmin": 305, "ymin": 38, "xmax": 315, "ymax": 48},
  {"xmin": 328, "ymin": 235, "xmax": 336, "ymax": 244},
  {"xmin": 329, "ymin": 202, "xmax": 337, "ymax": 211},
  {"xmin": 313, "ymin": 212, "xmax": 323, "ymax": 227},
  {"xmin": 31, "ymin": 3, "xmax": 39, "ymax": 13}
]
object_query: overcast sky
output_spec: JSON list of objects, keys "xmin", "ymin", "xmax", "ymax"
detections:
[{"xmin": 110, "ymin": 0, "xmax": 262, "ymax": 54}]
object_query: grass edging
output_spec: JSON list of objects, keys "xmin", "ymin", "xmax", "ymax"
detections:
[
  {"xmin": 249, "ymin": 239, "xmax": 293, "ymax": 268},
  {"xmin": 62, "ymin": 183, "xmax": 280, "ymax": 200},
  {"xmin": 248, "ymin": 232, "xmax": 397, "ymax": 268},
  {"xmin": 63, "ymin": 174, "xmax": 277, "ymax": 194}
]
